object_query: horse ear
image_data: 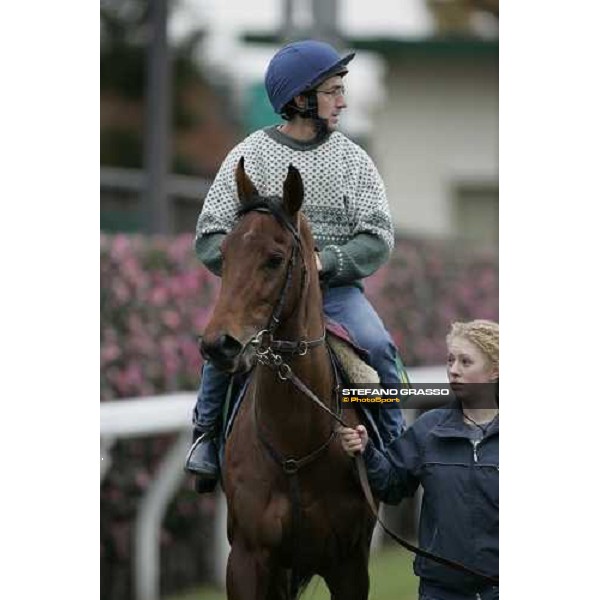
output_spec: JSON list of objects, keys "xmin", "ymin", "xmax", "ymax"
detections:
[
  {"xmin": 282, "ymin": 164, "xmax": 304, "ymax": 218},
  {"xmin": 235, "ymin": 157, "xmax": 258, "ymax": 204}
]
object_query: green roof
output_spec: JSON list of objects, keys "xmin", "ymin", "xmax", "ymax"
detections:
[{"xmin": 243, "ymin": 34, "xmax": 498, "ymax": 57}]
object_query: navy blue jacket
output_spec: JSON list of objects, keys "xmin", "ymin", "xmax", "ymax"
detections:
[{"xmin": 363, "ymin": 403, "xmax": 499, "ymax": 599}]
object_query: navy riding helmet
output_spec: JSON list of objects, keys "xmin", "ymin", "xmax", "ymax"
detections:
[{"xmin": 265, "ymin": 40, "xmax": 355, "ymax": 115}]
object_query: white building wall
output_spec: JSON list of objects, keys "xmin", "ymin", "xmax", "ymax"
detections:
[{"xmin": 372, "ymin": 55, "xmax": 498, "ymax": 237}]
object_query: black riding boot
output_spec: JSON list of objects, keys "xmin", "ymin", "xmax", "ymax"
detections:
[
  {"xmin": 184, "ymin": 425, "xmax": 221, "ymax": 493},
  {"xmin": 185, "ymin": 363, "xmax": 231, "ymax": 493}
]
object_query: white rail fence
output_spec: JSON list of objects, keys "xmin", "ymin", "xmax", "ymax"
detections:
[{"xmin": 100, "ymin": 366, "xmax": 446, "ymax": 600}]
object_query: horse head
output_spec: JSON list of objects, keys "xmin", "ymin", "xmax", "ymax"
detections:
[{"xmin": 201, "ymin": 157, "xmax": 318, "ymax": 373}]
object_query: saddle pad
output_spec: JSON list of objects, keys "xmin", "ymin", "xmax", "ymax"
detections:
[
  {"xmin": 326, "ymin": 334, "xmax": 378, "ymax": 387},
  {"xmin": 325, "ymin": 317, "xmax": 370, "ymax": 362},
  {"xmin": 327, "ymin": 334, "xmax": 384, "ymax": 450}
]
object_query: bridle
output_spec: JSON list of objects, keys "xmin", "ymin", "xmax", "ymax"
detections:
[
  {"xmin": 232, "ymin": 198, "xmax": 336, "ymax": 473},
  {"xmin": 232, "ymin": 201, "xmax": 499, "ymax": 588},
  {"xmin": 235, "ymin": 197, "xmax": 327, "ymax": 367}
]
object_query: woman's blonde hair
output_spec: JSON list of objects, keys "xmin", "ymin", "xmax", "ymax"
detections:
[{"xmin": 447, "ymin": 319, "xmax": 499, "ymax": 374}]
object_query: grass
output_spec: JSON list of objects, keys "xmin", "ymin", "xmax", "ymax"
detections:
[{"xmin": 166, "ymin": 546, "xmax": 419, "ymax": 600}]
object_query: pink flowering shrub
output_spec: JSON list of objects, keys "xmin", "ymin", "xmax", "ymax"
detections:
[
  {"xmin": 101, "ymin": 233, "xmax": 497, "ymax": 402},
  {"xmin": 365, "ymin": 236, "xmax": 499, "ymax": 366},
  {"xmin": 101, "ymin": 233, "xmax": 219, "ymax": 401},
  {"xmin": 100, "ymin": 233, "xmax": 497, "ymax": 599}
]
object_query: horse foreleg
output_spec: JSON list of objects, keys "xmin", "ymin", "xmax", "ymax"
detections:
[
  {"xmin": 265, "ymin": 565, "xmax": 291, "ymax": 600},
  {"xmin": 226, "ymin": 540, "xmax": 272, "ymax": 600},
  {"xmin": 322, "ymin": 549, "xmax": 370, "ymax": 600}
]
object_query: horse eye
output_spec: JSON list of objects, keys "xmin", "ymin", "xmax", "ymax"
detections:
[{"xmin": 265, "ymin": 255, "xmax": 284, "ymax": 270}]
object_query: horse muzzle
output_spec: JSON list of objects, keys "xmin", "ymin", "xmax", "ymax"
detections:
[{"xmin": 200, "ymin": 333, "xmax": 248, "ymax": 373}]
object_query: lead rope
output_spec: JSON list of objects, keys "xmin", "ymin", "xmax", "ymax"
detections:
[
  {"xmin": 255, "ymin": 339, "xmax": 499, "ymax": 587},
  {"xmin": 354, "ymin": 457, "xmax": 499, "ymax": 586}
]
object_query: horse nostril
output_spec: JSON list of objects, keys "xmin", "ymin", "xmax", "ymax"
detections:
[
  {"xmin": 201, "ymin": 334, "xmax": 243, "ymax": 364},
  {"xmin": 219, "ymin": 334, "xmax": 243, "ymax": 359}
]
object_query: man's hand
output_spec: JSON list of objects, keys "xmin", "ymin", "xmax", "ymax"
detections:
[
  {"xmin": 339, "ymin": 425, "xmax": 369, "ymax": 456},
  {"xmin": 315, "ymin": 251, "xmax": 322, "ymax": 272}
]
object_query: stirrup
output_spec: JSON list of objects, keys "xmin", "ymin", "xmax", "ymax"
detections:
[{"xmin": 184, "ymin": 429, "xmax": 219, "ymax": 476}]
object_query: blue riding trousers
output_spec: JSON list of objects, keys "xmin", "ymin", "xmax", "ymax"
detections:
[{"xmin": 194, "ymin": 285, "xmax": 407, "ymax": 446}]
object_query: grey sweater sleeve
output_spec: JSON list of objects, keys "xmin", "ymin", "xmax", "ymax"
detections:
[
  {"xmin": 319, "ymin": 150, "xmax": 394, "ymax": 285},
  {"xmin": 195, "ymin": 232, "xmax": 226, "ymax": 276},
  {"xmin": 194, "ymin": 142, "xmax": 247, "ymax": 233},
  {"xmin": 319, "ymin": 233, "xmax": 390, "ymax": 286},
  {"xmin": 198, "ymin": 231, "xmax": 389, "ymax": 282},
  {"xmin": 193, "ymin": 143, "xmax": 246, "ymax": 273}
]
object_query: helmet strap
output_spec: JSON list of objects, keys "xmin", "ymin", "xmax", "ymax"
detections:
[
  {"xmin": 285, "ymin": 92, "xmax": 329, "ymax": 141},
  {"xmin": 305, "ymin": 92, "xmax": 329, "ymax": 142}
]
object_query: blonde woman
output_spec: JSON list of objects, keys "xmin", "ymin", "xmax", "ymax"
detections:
[{"xmin": 340, "ymin": 320, "xmax": 499, "ymax": 600}]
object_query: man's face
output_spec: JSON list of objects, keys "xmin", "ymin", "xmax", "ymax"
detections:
[{"xmin": 314, "ymin": 75, "xmax": 347, "ymax": 130}]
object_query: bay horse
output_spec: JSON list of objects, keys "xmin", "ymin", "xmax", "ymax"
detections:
[{"xmin": 200, "ymin": 158, "xmax": 376, "ymax": 599}]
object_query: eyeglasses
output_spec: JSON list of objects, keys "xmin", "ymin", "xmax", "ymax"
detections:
[{"xmin": 315, "ymin": 85, "xmax": 346, "ymax": 99}]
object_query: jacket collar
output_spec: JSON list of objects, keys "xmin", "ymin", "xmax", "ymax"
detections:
[{"xmin": 431, "ymin": 400, "xmax": 499, "ymax": 440}]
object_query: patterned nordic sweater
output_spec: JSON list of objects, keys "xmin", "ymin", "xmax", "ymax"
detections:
[{"xmin": 194, "ymin": 126, "xmax": 394, "ymax": 287}]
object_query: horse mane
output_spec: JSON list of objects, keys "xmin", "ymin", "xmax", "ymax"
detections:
[{"xmin": 235, "ymin": 197, "xmax": 297, "ymax": 234}]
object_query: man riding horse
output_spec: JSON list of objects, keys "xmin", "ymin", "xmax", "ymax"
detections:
[{"xmin": 187, "ymin": 39, "xmax": 408, "ymax": 491}]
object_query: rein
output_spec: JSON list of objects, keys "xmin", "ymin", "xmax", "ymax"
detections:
[
  {"xmin": 238, "ymin": 201, "xmax": 499, "ymax": 588},
  {"xmin": 238, "ymin": 200, "xmax": 335, "ymax": 594}
]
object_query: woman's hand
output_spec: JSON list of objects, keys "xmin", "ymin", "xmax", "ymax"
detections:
[{"xmin": 339, "ymin": 425, "xmax": 369, "ymax": 456}]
